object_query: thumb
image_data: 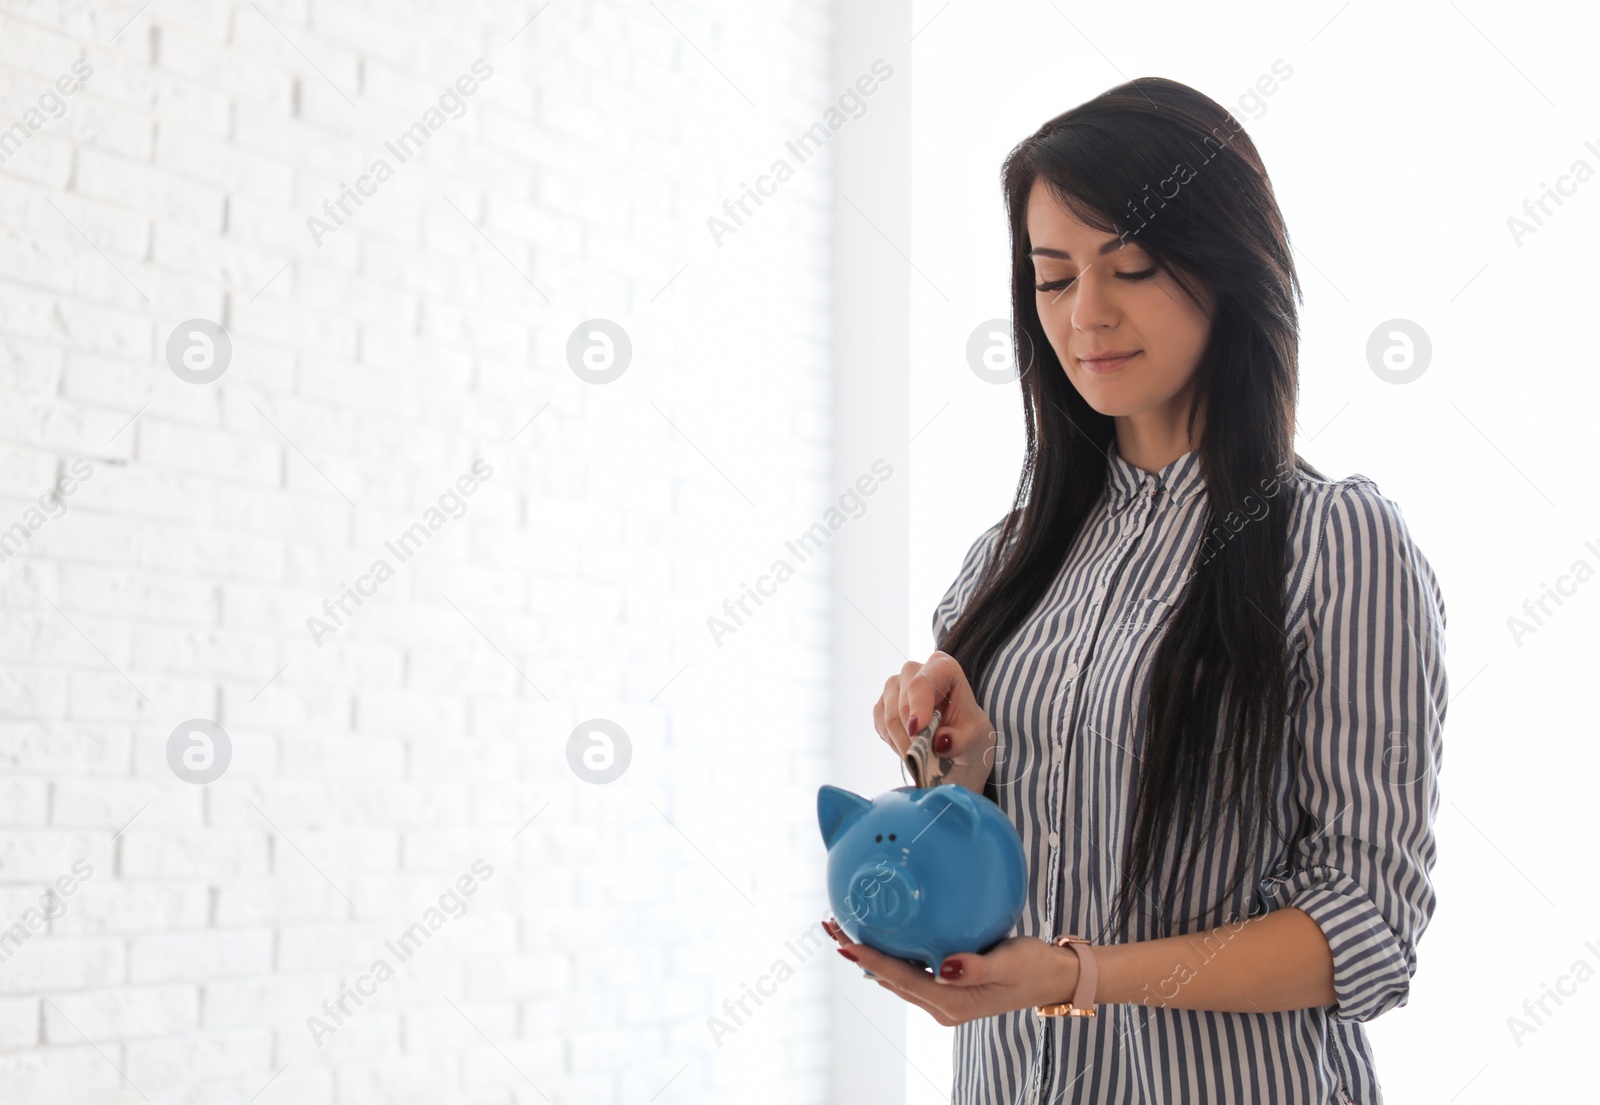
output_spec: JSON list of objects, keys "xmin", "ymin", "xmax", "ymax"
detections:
[{"xmin": 934, "ymin": 951, "xmax": 986, "ymax": 986}]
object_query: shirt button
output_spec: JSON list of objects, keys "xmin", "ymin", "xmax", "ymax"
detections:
[
  {"xmin": 1092, "ymin": 583, "xmax": 1106, "ymax": 602},
  {"xmin": 1064, "ymin": 661, "xmax": 1079, "ymax": 679},
  {"xmin": 1047, "ymin": 831, "xmax": 1060, "ymax": 849},
  {"xmin": 1051, "ymin": 745, "xmax": 1064, "ymax": 767}
]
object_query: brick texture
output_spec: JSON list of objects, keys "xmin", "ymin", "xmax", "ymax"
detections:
[{"xmin": 0, "ymin": 1, "xmax": 839, "ymax": 1101}]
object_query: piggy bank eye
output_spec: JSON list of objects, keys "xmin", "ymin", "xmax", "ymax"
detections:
[
  {"xmin": 889, "ymin": 833, "xmax": 897, "ymax": 841},
  {"xmin": 874, "ymin": 834, "xmax": 882, "ymax": 842}
]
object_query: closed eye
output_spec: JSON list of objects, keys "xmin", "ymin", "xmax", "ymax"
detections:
[{"xmin": 1035, "ymin": 268, "xmax": 1158, "ymax": 293}]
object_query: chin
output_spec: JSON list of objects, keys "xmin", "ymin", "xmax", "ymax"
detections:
[
  {"xmin": 1083, "ymin": 400, "xmax": 1143, "ymax": 418},
  {"xmin": 1066, "ymin": 376, "xmax": 1140, "ymax": 416}
]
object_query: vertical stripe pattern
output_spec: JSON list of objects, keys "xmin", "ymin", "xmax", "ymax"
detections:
[{"xmin": 931, "ymin": 444, "xmax": 1448, "ymax": 1105}]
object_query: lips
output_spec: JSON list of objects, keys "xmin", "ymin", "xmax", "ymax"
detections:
[{"xmin": 1079, "ymin": 350, "xmax": 1140, "ymax": 374}]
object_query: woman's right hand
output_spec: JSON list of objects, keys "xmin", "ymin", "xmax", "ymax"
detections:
[{"xmin": 873, "ymin": 652, "xmax": 999, "ymax": 792}]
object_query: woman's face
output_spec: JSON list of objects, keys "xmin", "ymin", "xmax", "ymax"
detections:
[{"xmin": 1025, "ymin": 177, "xmax": 1213, "ymax": 429}]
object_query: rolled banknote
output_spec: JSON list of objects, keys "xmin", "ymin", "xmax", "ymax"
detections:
[{"xmin": 903, "ymin": 707, "xmax": 952, "ymax": 789}]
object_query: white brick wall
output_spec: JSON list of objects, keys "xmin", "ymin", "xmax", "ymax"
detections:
[{"xmin": 0, "ymin": 0, "xmax": 842, "ymax": 1100}]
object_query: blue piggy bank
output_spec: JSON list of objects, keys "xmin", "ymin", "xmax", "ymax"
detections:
[{"xmin": 818, "ymin": 784, "xmax": 1027, "ymax": 969}]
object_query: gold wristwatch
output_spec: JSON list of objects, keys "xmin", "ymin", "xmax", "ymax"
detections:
[{"xmin": 1034, "ymin": 934, "xmax": 1099, "ymax": 1017}]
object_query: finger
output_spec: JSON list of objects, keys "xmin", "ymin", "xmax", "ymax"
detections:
[
  {"xmin": 833, "ymin": 939, "xmax": 972, "ymax": 1026},
  {"xmin": 877, "ymin": 682, "xmax": 910, "ymax": 756},
  {"xmin": 871, "ymin": 697, "xmax": 892, "ymax": 752},
  {"xmin": 872, "ymin": 977, "xmax": 957, "ymax": 1024},
  {"xmin": 828, "ymin": 926, "xmax": 960, "ymax": 1016},
  {"xmin": 896, "ymin": 661, "xmax": 929, "ymax": 736},
  {"xmin": 844, "ymin": 942, "xmax": 939, "ymax": 996},
  {"xmin": 883, "ymin": 711, "xmax": 910, "ymax": 758},
  {"xmin": 829, "ymin": 925, "xmax": 885, "ymax": 980},
  {"xmin": 899, "ymin": 662, "xmax": 948, "ymax": 737},
  {"xmin": 912, "ymin": 658, "xmax": 978, "ymax": 756},
  {"xmin": 933, "ymin": 950, "xmax": 987, "ymax": 987}
]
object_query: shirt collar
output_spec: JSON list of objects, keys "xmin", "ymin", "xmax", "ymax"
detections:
[{"xmin": 1106, "ymin": 441, "xmax": 1206, "ymax": 510}]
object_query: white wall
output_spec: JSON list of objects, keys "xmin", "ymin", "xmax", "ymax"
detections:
[
  {"xmin": 826, "ymin": 2, "xmax": 914, "ymax": 1102},
  {"xmin": 0, "ymin": 0, "xmax": 853, "ymax": 1101}
]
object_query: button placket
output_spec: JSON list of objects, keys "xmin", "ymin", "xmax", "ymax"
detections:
[
  {"xmin": 1032, "ymin": 469, "xmax": 1175, "ymax": 1101},
  {"xmin": 1045, "ymin": 482, "xmax": 1152, "ymax": 955}
]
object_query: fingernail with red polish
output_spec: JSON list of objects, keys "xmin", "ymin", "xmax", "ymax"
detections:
[
  {"xmin": 934, "ymin": 733, "xmax": 953, "ymax": 755},
  {"xmin": 907, "ymin": 716, "xmax": 920, "ymax": 735},
  {"xmin": 939, "ymin": 958, "xmax": 964, "ymax": 981},
  {"xmin": 837, "ymin": 948, "xmax": 859, "ymax": 963}
]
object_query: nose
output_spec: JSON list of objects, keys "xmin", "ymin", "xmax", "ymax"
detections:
[
  {"xmin": 843, "ymin": 861, "xmax": 922, "ymax": 932},
  {"xmin": 1069, "ymin": 265, "xmax": 1119, "ymax": 335}
]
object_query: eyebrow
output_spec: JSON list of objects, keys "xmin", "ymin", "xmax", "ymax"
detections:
[{"xmin": 1028, "ymin": 236, "xmax": 1132, "ymax": 260}]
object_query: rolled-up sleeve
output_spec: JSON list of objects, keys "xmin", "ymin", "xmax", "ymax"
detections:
[{"xmin": 1259, "ymin": 481, "xmax": 1448, "ymax": 1023}]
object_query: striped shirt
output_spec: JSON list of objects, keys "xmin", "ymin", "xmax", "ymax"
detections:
[{"xmin": 931, "ymin": 442, "xmax": 1447, "ymax": 1104}]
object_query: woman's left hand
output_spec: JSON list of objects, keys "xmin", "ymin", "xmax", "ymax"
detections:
[{"xmin": 824, "ymin": 918, "xmax": 1078, "ymax": 1026}]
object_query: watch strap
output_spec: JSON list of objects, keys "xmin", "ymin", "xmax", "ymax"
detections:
[{"xmin": 1035, "ymin": 934, "xmax": 1098, "ymax": 1017}]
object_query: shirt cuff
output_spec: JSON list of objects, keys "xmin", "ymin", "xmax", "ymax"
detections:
[{"xmin": 1259, "ymin": 864, "xmax": 1416, "ymax": 1023}]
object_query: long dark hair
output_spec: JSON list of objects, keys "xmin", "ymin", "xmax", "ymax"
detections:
[{"xmin": 939, "ymin": 77, "xmax": 1329, "ymax": 934}]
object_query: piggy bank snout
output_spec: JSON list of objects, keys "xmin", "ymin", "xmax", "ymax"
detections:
[{"xmin": 842, "ymin": 860, "xmax": 921, "ymax": 933}]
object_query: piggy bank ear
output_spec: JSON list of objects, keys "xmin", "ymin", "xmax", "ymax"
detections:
[
  {"xmin": 912, "ymin": 785, "xmax": 980, "ymax": 836},
  {"xmin": 817, "ymin": 785, "xmax": 873, "ymax": 848}
]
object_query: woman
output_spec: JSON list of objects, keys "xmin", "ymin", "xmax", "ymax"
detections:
[{"xmin": 826, "ymin": 77, "xmax": 1447, "ymax": 1103}]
